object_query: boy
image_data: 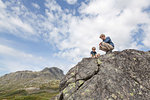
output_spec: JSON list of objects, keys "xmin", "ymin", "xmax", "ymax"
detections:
[{"xmin": 91, "ymin": 47, "xmax": 98, "ymax": 58}]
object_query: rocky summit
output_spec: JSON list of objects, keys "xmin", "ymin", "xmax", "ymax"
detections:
[{"xmin": 53, "ymin": 49, "xmax": 150, "ymax": 100}]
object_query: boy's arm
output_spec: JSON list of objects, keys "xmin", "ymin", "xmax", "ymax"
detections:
[{"xmin": 95, "ymin": 52, "xmax": 97, "ymax": 57}]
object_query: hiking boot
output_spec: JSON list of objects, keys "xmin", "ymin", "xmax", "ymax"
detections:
[{"xmin": 106, "ymin": 50, "xmax": 112, "ymax": 54}]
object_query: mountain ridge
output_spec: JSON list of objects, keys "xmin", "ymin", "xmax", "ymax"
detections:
[
  {"xmin": 0, "ymin": 67, "xmax": 64, "ymax": 100},
  {"xmin": 0, "ymin": 67, "xmax": 64, "ymax": 80}
]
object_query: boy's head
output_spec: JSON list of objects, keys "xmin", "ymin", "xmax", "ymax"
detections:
[
  {"xmin": 100, "ymin": 34, "xmax": 106, "ymax": 40},
  {"xmin": 92, "ymin": 47, "xmax": 96, "ymax": 52}
]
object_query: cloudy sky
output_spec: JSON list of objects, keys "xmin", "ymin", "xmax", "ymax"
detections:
[{"xmin": 0, "ymin": 0, "xmax": 150, "ymax": 76}]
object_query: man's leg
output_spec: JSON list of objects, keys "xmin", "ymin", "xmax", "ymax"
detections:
[
  {"xmin": 101, "ymin": 42, "xmax": 114, "ymax": 51},
  {"xmin": 99, "ymin": 45, "xmax": 108, "ymax": 52}
]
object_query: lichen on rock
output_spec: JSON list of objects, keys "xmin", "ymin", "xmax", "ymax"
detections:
[{"xmin": 52, "ymin": 49, "xmax": 150, "ymax": 100}]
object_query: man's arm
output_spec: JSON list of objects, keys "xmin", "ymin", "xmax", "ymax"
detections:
[{"xmin": 99, "ymin": 42, "xmax": 102, "ymax": 46}]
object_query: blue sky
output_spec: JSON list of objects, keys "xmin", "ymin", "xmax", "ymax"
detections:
[{"xmin": 0, "ymin": 0, "xmax": 150, "ymax": 76}]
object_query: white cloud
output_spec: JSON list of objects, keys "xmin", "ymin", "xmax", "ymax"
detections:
[
  {"xmin": 0, "ymin": 42, "xmax": 72, "ymax": 74},
  {"xmin": 32, "ymin": 3, "xmax": 40, "ymax": 9},
  {"xmin": 51, "ymin": 0, "xmax": 150, "ymax": 62},
  {"xmin": 36, "ymin": 0, "xmax": 150, "ymax": 64},
  {"xmin": 0, "ymin": 44, "xmax": 46, "ymax": 68},
  {"xmin": 0, "ymin": 45, "xmax": 43, "ymax": 61},
  {"xmin": 65, "ymin": 0, "xmax": 78, "ymax": 5},
  {"xmin": 0, "ymin": 0, "xmax": 36, "ymax": 39},
  {"xmin": 143, "ymin": 25, "xmax": 150, "ymax": 47},
  {"xmin": 0, "ymin": 44, "xmax": 64, "ymax": 73},
  {"xmin": 0, "ymin": 0, "xmax": 150, "ymax": 74},
  {"xmin": 0, "ymin": 0, "xmax": 6, "ymax": 8}
]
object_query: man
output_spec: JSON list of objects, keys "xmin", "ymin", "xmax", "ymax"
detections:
[{"xmin": 99, "ymin": 34, "xmax": 114, "ymax": 54}]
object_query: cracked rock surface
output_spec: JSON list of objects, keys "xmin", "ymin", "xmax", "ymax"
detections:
[{"xmin": 52, "ymin": 49, "xmax": 150, "ymax": 100}]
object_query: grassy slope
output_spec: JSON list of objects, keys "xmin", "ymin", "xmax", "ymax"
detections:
[
  {"xmin": 0, "ymin": 91, "xmax": 59, "ymax": 100},
  {"xmin": 0, "ymin": 80, "xmax": 60, "ymax": 100}
]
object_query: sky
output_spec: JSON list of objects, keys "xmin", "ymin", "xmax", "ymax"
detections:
[{"xmin": 0, "ymin": 0, "xmax": 150, "ymax": 76}]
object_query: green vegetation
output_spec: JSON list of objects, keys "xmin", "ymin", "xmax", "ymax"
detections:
[
  {"xmin": 0, "ymin": 91, "xmax": 59, "ymax": 100},
  {"xmin": 5, "ymin": 90, "xmax": 28, "ymax": 97},
  {"xmin": 39, "ymin": 80, "xmax": 60, "ymax": 90},
  {"xmin": 0, "ymin": 67, "xmax": 64, "ymax": 100},
  {"xmin": 0, "ymin": 80, "xmax": 60, "ymax": 100}
]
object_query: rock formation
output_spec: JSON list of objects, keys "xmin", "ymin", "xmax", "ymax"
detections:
[{"xmin": 53, "ymin": 49, "xmax": 150, "ymax": 100}]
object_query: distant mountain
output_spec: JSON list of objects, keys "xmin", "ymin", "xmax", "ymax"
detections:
[{"xmin": 0, "ymin": 67, "xmax": 64, "ymax": 100}]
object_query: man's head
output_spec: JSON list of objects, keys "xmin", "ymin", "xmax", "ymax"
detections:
[
  {"xmin": 92, "ymin": 47, "xmax": 96, "ymax": 52},
  {"xmin": 100, "ymin": 34, "xmax": 106, "ymax": 40}
]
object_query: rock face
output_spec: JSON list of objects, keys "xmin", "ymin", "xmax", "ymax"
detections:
[{"xmin": 54, "ymin": 49, "xmax": 150, "ymax": 100}]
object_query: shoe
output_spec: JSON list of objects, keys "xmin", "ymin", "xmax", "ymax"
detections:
[{"xmin": 106, "ymin": 50, "xmax": 112, "ymax": 54}]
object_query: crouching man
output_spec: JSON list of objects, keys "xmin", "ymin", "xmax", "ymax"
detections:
[{"xmin": 99, "ymin": 34, "xmax": 114, "ymax": 54}]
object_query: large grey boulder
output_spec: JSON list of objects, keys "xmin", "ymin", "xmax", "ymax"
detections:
[{"xmin": 53, "ymin": 49, "xmax": 150, "ymax": 100}]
